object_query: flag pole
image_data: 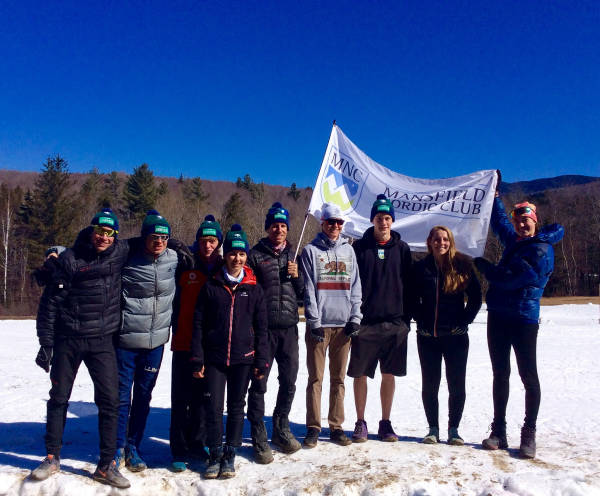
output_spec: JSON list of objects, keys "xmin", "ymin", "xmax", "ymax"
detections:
[{"xmin": 292, "ymin": 119, "xmax": 337, "ymax": 262}]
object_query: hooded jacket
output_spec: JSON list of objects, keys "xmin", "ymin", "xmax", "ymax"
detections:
[
  {"xmin": 247, "ymin": 237, "xmax": 304, "ymax": 329},
  {"xmin": 300, "ymin": 232, "xmax": 362, "ymax": 329},
  {"xmin": 353, "ymin": 227, "xmax": 412, "ymax": 325},
  {"xmin": 481, "ymin": 197, "xmax": 565, "ymax": 323}
]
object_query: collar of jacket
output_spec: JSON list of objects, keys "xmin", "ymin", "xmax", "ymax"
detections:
[
  {"xmin": 256, "ymin": 237, "xmax": 291, "ymax": 256},
  {"xmin": 214, "ymin": 264, "xmax": 257, "ymax": 287},
  {"xmin": 361, "ymin": 226, "xmax": 400, "ymax": 248}
]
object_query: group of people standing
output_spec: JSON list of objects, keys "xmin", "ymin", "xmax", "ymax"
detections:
[{"xmin": 29, "ymin": 178, "xmax": 564, "ymax": 487}]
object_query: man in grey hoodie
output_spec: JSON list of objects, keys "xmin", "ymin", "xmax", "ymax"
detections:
[{"xmin": 300, "ymin": 203, "xmax": 362, "ymax": 448}]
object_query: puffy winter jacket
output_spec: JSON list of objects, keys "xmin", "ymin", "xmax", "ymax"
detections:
[
  {"xmin": 482, "ymin": 197, "xmax": 565, "ymax": 323},
  {"xmin": 247, "ymin": 238, "xmax": 304, "ymax": 329},
  {"xmin": 118, "ymin": 247, "xmax": 179, "ymax": 349},
  {"xmin": 411, "ymin": 254, "xmax": 482, "ymax": 337},
  {"xmin": 300, "ymin": 232, "xmax": 362, "ymax": 329},
  {"xmin": 353, "ymin": 227, "xmax": 412, "ymax": 325},
  {"xmin": 191, "ymin": 266, "xmax": 268, "ymax": 368},
  {"xmin": 36, "ymin": 226, "xmax": 130, "ymax": 346}
]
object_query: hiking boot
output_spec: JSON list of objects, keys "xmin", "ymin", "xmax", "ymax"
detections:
[
  {"xmin": 170, "ymin": 459, "xmax": 187, "ymax": 472},
  {"xmin": 251, "ymin": 421, "xmax": 274, "ymax": 464},
  {"xmin": 303, "ymin": 427, "xmax": 319, "ymax": 448},
  {"xmin": 220, "ymin": 444, "xmax": 236, "ymax": 478},
  {"xmin": 352, "ymin": 419, "xmax": 368, "ymax": 443},
  {"xmin": 482, "ymin": 421, "xmax": 508, "ymax": 450},
  {"xmin": 113, "ymin": 447, "xmax": 125, "ymax": 469},
  {"xmin": 204, "ymin": 445, "xmax": 223, "ymax": 479},
  {"xmin": 330, "ymin": 429, "xmax": 352, "ymax": 446},
  {"xmin": 448, "ymin": 427, "xmax": 464, "ymax": 446},
  {"xmin": 31, "ymin": 455, "xmax": 60, "ymax": 481},
  {"xmin": 92, "ymin": 460, "xmax": 131, "ymax": 489},
  {"xmin": 272, "ymin": 415, "xmax": 301, "ymax": 453},
  {"xmin": 125, "ymin": 444, "xmax": 147, "ymax": 472},
  {"xmin": 520, "ymin": 426, "xmax": 536, "ymax": 459},
  {"xmin": 423, "ymin": 426, "xmax": 439, "ymax": 444},
  {"xmin": 377, "ymin": 419, "xmax": 398, "ymax": 442}
]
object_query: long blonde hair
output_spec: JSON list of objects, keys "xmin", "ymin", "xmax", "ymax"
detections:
[{"xmin": 426, "ymin": 226, "xmax": 472, "ymax": 293}]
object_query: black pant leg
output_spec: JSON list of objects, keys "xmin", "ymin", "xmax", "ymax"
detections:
[
  {"xmin": 417, "ymin": 334, "xmax": 443, "ymax": 429},
  {"xmin": 442, "ymin": 334, "xmax": 469, "ymax": 429},
  {"xmin": 204, "ymin": 363, "xmax": 228, "ymax": 448},
  {"xmin": 487, "ymin": 314, "xmax": 513, "ymax": 424},
  {"xmin": 247, "ymin": 330, "xmax": 277, "ymax": 425},
  {"xmin": 512, "ymin": 323, "xmax": 540, "ymax": 429},
  {"xmin": 225, "ymin": 364, "xmax": 252, "ymax": 447},
  {"xmin": 169, "ymin": 351, "xmax": 191, "ymax": 457},
  {"xmin": 273, "ymin": 325, "xmax": 299, "ymax": 417}
]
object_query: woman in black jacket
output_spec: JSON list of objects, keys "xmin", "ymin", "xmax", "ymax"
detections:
[
  {"xmin": 411, "ymin": 226, "xmax": 482, "ymax": 446},
  {"xmin": 191, "ymin": 224, "xmax": 268, "ymax": 480}
]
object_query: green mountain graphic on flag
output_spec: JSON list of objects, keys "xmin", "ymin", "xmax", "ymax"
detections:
[{"xmin": 323, "ymin": 180, "xmax": 353, "ymax": 210}]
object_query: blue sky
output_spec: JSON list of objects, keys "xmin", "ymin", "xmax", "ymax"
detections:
[{"xmin": 1, "ymin": 1, "xmax": 598, "ymax": 187}]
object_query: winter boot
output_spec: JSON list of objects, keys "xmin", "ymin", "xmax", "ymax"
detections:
[
  {"xmin": 272, "ymin": 415, "xmax": 302, "ymax": 453},
  {"xmin": 31, "ymin": 455, "xmax": 60, "ymax": 481},
  {"xmin": 170, "ymin": 459, "xmax": 187, "ymax": 472},
  {"xmin": 330, "ymin": 428, "xmax": 352, "ymax": 446},
  {"xmin": 92, "ymin": 460, "xmax": 131, "ymax": 489},
  {"xmin": 113, "ymin": 447, "xmax": 125, "ymax": 469},
  {"xmin": 251, "ymin": 421, "xmax": 274, "ymax": 464},
  {"xmin": 204, "ymin": 445, "xmax": 223, "ymax": 479},
  {"xmin": 352, "ymin": 419, "xmax": 368, "ymax": 443},
  {"xmin": 482, "ymin": 420, "xmax": 508, "ymax": 450},
  {"xmin": 423, "ymin": 426, "xmax": 440, "ymax": 444},
  {"xmin": 220, "ymin": 444, "xmax": 236, "ymax": 478},
  {"xmin": 448, "ymin": 427, "xmax": 464, "ymax": 446},
  {"xmin": 377, "ymin": 419, "xmax": 399, "ymax": 442},
  {"xmin": 303, "ymin": 427, "xmax": 319, "ymax": 448},
  {"xmin": 519, "ymin": 426, "xmax": 536, "ymax": 459},
  {"xmin": 125, "ymin": 444, "xmax": 147, "ymax": 472}
]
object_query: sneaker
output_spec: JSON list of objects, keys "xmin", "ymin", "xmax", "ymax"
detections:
[
  {"xmin": 113, "ymin": 447, "xmax": 125, "ymax": 469},
  {"xmin": 303, "ymin": 427, "xmax": 319, "ymax": 448},
  {"xmin": 251, "ymin": 421, "xmax": 274, "ymax": 464},
  {"xmin": 170, "ymin": 459, "xmax": 187, "ymax": 472},
  {"xmin": 31, "ymin": 455, "xmax": 60, "ymax": 481},
  {"xmin": 125, "ymin": 444, "xmax": 147, "ymax": 472},
  {"xmin": 482, "ymin": 421, "xmax": 508, "ymax": 450},
  {"xmin": 423, "ymin": 426, "xmax": 439, "ymax": 444},
  {"xmin": 220, "ymin": 444, "xmax": 236, "ymax": 479},
  {"xmin": 204, "ymin": 446, "xmax": 223, "ymax": 479},
  {"xmin": 272, "ymin": 415, "xmax": 302, "ymax": 454},
  {"xmin": 519, "ymin": 426, "xmax": 536, "ymax": 459},
  {"xmin": 352, "ymin": 419, "xmax": 368, "ymax": 443},
  {"xmin": 448, "ymin": 427, "xmax": 464, "ymax": 446},
  {"xmin": 377, "ymin": 419, "xmax": 398, "ymax": 442},
  {"xmin": 92, "ymin": 460, "xmax": 131, "ymax": 489},
  {"xmin": 330, "ymin": 429, "xmax": 352, "ymax": 446}
]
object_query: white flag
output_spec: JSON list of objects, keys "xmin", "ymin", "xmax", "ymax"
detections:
[{"xmin": 308, "ymin": 125, "xmax": 498, "ymax": 257}]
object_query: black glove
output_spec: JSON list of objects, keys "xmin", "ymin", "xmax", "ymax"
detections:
[
  {"xmin": 310, "ymin": 326, "xmax": 325, "ymax": 342},
  {"xmin": 190, "ymin": 358, "xmax": 204, "ymax": 374},
  {"xmin": 35, "ymin": 346, "xmax": 53, "ymax": 373},
  {"xmin": 344, "ymin": 321, "xmax": 360, "ymax": 338},
  {"xmin": 474, "ymin": 257, "xmax": 493, "ymax": 275}
]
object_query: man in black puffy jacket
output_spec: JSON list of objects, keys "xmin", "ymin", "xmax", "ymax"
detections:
[
  {"xmin": 31, "ymin": 209, "xmax": 130, "ymax": 489},
  {"xmin": 246, "ymin": 203, "xmax": 304, "ymax": 463}
]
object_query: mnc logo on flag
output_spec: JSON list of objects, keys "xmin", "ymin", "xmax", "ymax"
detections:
[{"xmin": 308, "ymin": 125, "xmax": 498, "ymax": 257}]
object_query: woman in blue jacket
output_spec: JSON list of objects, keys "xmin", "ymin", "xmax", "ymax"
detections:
[{"xmin": 475, "ymin": 196, "xmax": 564, "ymax": 459}]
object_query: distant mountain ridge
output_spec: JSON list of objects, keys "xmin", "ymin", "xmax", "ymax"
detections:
[{"xmin": 499, "ymin": 174, "xmax": 600, "ymax": 195}]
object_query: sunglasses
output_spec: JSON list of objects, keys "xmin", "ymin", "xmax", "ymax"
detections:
[
  {"xmin": 149, "ymin": 234, "xmax": 169, "ymax": 241},
  {"xmin": 326, "ymin": 219, "xmax": 344, "ymax": 226},
  {"xmin": 511, "ymin": 206, "xmax": 535, "ymax": 218},
  {"xmin": 93, "ymin": 225, "xmax": 116, "ymax": 238}
]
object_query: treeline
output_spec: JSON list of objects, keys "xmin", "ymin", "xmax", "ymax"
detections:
[{"xmin": 0, "ymin": 156, "xmax": 598, "ymax": 315}]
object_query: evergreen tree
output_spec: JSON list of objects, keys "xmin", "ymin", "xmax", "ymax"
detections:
[
  {"xmin": 287, "ymin": 182, "xmax": 301, "ymax": 201},
  {"xmin": 183, "ymin": 177, "xmax": 210, "ymax": 218},
  {"xmin": 220, "ymin": 193, "xmax": 248, "ymax": 232},
  {"xmin": 99, "ymin": 171, "xmax": 122, "ymax": 211},
  {"xmin": 123, "ymin": 163, "xmax": 161, "ymax": 220}
]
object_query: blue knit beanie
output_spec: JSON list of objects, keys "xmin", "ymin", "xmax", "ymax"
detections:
[
  {"xmin": 223, "ymin": 224, "xmax": 250, "ymax": 254},
  {"xmin": 91, "ymin": 208, "xmax": 119, "ymax": 233},
  {"xmin": 370, "ymin": 194, "xmax": 395, "ymax": 222},
  {"xmin": 264, "ymin": 202, "xmax": 290, "ymax": 230},
  {"xmin": 141, "ymin": 209, "xmax": 171, "ymax": 237},
  {"xmin": 196, "ymin": 215, "xmax": 223, "ymax": 247}
]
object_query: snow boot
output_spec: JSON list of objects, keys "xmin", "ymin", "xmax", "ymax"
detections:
[
  {"xmin": 170, "ymin": 459, "xmax": 187, "ymax": 472},
  {"xmin": 448, "ymin": 427, "xmax": 464, "ymax": 446},
  {"xmin": 352, "ymin": 419, "xmax": 368, "ymax": 443},
  {"xmin": 204, "ymin": 445, "xmax": 223, "ymax": 479},
  {"xmin": 423, "ymin": 426, "xmax": 439, "ymax": 444},
  {"xmin": 377, "ymin": 419, "xmax": 399, "ymax": 442},
  {"xmin": 330, "ymin": 428, "xmax": 352, "ymax": 446},
  {"xmin": 251, "ymin": 421, "xmax": 274, "ymax": 464},
  {"xmin": 125, "ymin": 444, "xmax": 147, "ymax": 472},
  {"xmin": 303, "ymin": 427, "xmax": 319, "ymax": 448},
  {"xmin": 519, "ymin": 426, "xmax": 536, "ymax": 459},
  {"xmin": 113, "ymin": 447, "xmax": 125, "ymax": 469},
  {"xmin": 220, "ymin": 444, "xmax": 236, "ymax": 478},
  {"xmin": 92, "ymin": 460, "xmax": 131, "ymax": 489},
  {"xmin": 272, "ymin": 414, "xmax": 301, "ymax": 453},
  {"xmin": 31, "ymin": 455, "xmax": 60, "ymax": 481},
  {"xmin": 482, "ymin": 420, "xmax": 508, "ymax": 450}
]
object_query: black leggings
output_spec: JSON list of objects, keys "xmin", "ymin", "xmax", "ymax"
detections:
[
  {"xmin": 417, "ymin": 333, "xmax": 469, "ymax": 429},
  {"xmin": 487, "ymin": 314, "xmax": 540, "ymax": 429}
]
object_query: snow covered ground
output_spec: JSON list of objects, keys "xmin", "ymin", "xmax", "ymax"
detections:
[{"xmin": 0, "ymin": 303, "xmax": 599, "ymax": 496}]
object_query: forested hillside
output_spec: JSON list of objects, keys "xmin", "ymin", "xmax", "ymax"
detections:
[{"xmin": 1, "ymin": 158, "xmax": 598, "ymax": 315}]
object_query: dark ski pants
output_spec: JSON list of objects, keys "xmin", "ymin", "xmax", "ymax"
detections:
[
  {"xmin": 45, "ymin": 335, "xmax": 119, "ymax": 466},
  {"xmin": 247, "ymin": 325, "xmax": 299, "ymax": 425},
  {"xmin": 116, "ymin": 345, "xmax": 164, "ymax": 450},
  {"xmin": 487, "ymin": 314, "xmax": 540, "ymax": 429},
  {"xmin": 417, "ymin": 333, "xmax": 469, "ymax": 429},
  {"xmin": 169, "ymin": 350, "xmax": 207, "ymax": 458},
  {"xmin": 204, "ymin": 363, "xmax": 252, "ymax": 448}
]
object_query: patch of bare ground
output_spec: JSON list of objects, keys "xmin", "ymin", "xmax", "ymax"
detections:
[{"xmin": 540, "ymin": 296, "xmax": 598, "ymax": 305}]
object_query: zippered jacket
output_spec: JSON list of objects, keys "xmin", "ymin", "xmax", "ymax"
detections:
[
  {"xmin": 36, "ymin": 226, "xmax": 130, "ymax": 346},
  {"xmin": 300, "ymin": 232, "xmax": 362, "ymax": 329},
  {"xmin": 191, "ymin": 266, "xmax": 268, "ymax": 368},
  {"xmin": 481, "ymin": 196, "xmax": 565, "ymax": 323},
  {"xmin": 247, "ymin": 238, "xmax": 304, "ymax": 329},
  {"xmin": 118, "ymin": 247, "xmax": 179, "ymax": 349},
  {"xmin": 411, "ymin": 254, "xmax": 482, "ymax": 337},
  {"xmin": 353, "ymin": 227, "xmax": 412, "ymax": 325}
]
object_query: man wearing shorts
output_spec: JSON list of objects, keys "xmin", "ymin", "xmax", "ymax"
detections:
[{"xmin": 349, "ymin": 194, "xmax": 412, "ymax": 442}]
